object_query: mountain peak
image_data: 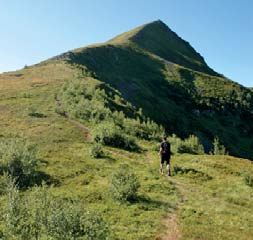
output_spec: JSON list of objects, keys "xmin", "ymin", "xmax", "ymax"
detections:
[
  {"xmin": 143, "ymin": 19, "xmax": 168, "ymax": 27},
  {"xmin": 107, "ymin": 20, "xmax": 167, "ymax": 44},
  {"xmin": 108, "ymin": 20, "xmax": 218, "ymax": 75}
]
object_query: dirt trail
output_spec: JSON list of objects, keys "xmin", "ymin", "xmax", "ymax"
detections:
[
  {"xmin": 55, "ymin": 95, "xmax": 91, "ymax": 141},
  {"xmin": 161, "ymin": 212, "xmax": 181, "ymax": 240},
  {"xmin": 145, "ymin": 152, "xmax": 187, "ymax": 240},
  {"xmin": 160, "ymin": 177, "xmax": 188, "ymax": 240}
]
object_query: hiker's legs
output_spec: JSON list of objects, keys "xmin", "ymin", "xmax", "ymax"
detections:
[
  {"xmin": 160, "ymin": 163, "xmax": 164, "ymax": 175},
  {"xmin": 160, "ymin": 155, "xmax": 165, "ymax": 175},
  {"xmin": 166, "ymin": 163, "xmax": 171, "ymax": 176}
]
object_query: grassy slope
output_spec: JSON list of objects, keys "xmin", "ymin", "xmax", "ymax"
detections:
[
  {"xmin": 1, "ymin": 63, "xmax": 253, "ymax": 239},
  {"xmin": 39, "ymin": 21, "xmax": 252, "ymax": 160},
  {"xmin": 0, "ymin": 63, "xmax": 179, "ymax": 239},
  {"xmin": 61, "ymin": 40, "xmax": 253, "ymax": 159}
]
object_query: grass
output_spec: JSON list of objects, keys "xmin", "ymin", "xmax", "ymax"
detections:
[
  {"xmin": 0, "ymin": 63, "xmax": 179, "ymax": 239},
  {"xmin": 172, "ymin": 155, "xmax": 253, "ymax": 240}
]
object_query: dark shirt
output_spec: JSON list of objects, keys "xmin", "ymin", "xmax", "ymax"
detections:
[{"xmin": 160, "ymin": 141, "xmax": 171, "ymax": 156}]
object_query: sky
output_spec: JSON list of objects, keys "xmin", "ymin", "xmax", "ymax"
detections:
[{"xmin": 0, "ymin": 0, "xmax": 252, "ymax": 87}]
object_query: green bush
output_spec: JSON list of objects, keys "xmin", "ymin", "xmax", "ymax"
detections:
[
  {"xmin": 124, "ymin": 117, "xmax": 164, "ymax": 140},
  {"xmin": 47, "ymin": 201, "xmax": 108, "ymax": 240},
  {"xmin": 0, "ymin": 173, "xmax": 14, "ymax": 196},
  {"xmin": 169, "ymin": 134, "xmax": 204, "ymax": 155},
  {"xmin": 54, "ymin": 106, "xmax": 66, "ymax": 116},
  {"xmin": 178, "ymin": 135, "xmax": 204, "ymax": 154},
  {"xmin": 0, "ymin": 138, "xmax": 39, "ymax": 188},
  {"xmin": 28, "ymin": 106, "xmax": 45, "ymax": 118},
  {"xmin": 90, "ymin": 142, "xmax": 104, "ymax": 158},
  {"xmin": 109, "ymin": 165, "xmax": 140, "ymax": 202},
  {"xmin": 213, "ymin": 136, "xmax": 227, "ymax": 155},
  {"xmin": 1, "ymin": 185, "xmax": 109, "ymax": 239},
  {"xmin": 93, "ymin": 122, "xmax": 140, "ymax": 152},
  {"xmin": 244, "ymin": 173, "xmax": 253, "ymax": 187}
]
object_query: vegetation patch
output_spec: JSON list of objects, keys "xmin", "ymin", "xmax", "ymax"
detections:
[
  {"xmin": 109, "ymin": 164, "xmax": 140, "ymax": 202},
  {"xmin": 173, "ymin": 165, "xmax": 212, "ymax": 181},
  {"xmin": 0, "ymin": 138, "xmax": 57, "ymax": 189},
  {"xmin": 0, "ymin": 185, "xmax": 109, "ymax": 240}
]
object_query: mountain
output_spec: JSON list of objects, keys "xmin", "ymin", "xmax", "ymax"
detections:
[
  {"xmin": 2, "ymin": 20, "xmax": 253, "ymax": 159},
  {"xmin": 43, "ymin": 20, "xmax": 253, "ymax": 159},
  {"xmin": 0, "ymin": 20, "xmax": 253, "ymax": 240}
]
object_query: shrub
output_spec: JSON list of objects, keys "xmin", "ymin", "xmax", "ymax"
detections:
[
  {"xmin": 28, "ymin": 106, "xmax": 38, "ymax": 117},
  {"xmin": 178, "ymin": 135, "xmax": 205, "ymax": 154},
  {"xmin": 93, "ymin": 122, "xmax": 140, "ymax": 152},
  {"xmin": 124, "ymin": 117, "xmax": 164, "ymax": 140},
  {"xmin": 109, "ymin": 165, "xmax": 140, "ymax": 202},
  {"xmin": 28, "ymin": 106, "xmax": 45, "ymax": 118},
  {"xmin": 0, "ymin": 173, "xmax": 15, "ymax": 196},
  {"xmin": 22, "ymin": 92, "xmax": 31, "ymax": 98},
  {"xmin": 1, "ymin": 185, "xmax": 109, "ymax": 239},
  {"xmin": 90, "ymin": 142, "xmax": 104, "ymax": 158},
  {"xmin": 54, "ymin": 106, "xmax": 66, "ymax": 116},
  {"xmin": 244, "ymin": 173, "xmax": 253, "ymax": 187},
  {"xmin": 213, "ymin": 136, "xmax": 227, "ymax": 155},
  {"xmin": 47, "ymin": 201, "xmax": 108, "ymax": 240},
  {"xmin": 169, "ymin": 134, "xmax": 204, "ymax": 154},
  {"xmin": 0, "ymin": 138, "xmax": 39, "ymax": 188}
]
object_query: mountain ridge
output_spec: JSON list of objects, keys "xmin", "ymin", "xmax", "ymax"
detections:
[{"xmin": 109, "ymin": 20, "xmax": 219, "ymax": 76}]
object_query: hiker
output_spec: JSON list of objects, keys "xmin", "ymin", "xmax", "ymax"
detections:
[{"xmin": 159, "ymin": 136, "xmax": 171, "ymax": 176}]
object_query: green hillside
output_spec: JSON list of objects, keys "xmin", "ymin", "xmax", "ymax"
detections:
[
  {"xmin": 44, "ymin": 20, "xmax": 253, "ymax": 159},
  {"xmin": 0, "ymin": 21, "xmax": 253, "ymax": 239}
]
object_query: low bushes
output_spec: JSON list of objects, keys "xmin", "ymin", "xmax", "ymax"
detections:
[
  {"xmin": 1, "ymin": 185, "xmax": 109, "ymax": 239},
  {"xmin": 0, "ymin": 138, "xmax": 39, "ymax": 188},
  {"xmin": 0, "ymin": 173, "xmax": 14, "ymax": 196},
  {"xmin": 109, "ymin": 165, "xmax": 140, "ymax": 202},
  {"xmin": 169, "ymin": 134, "xmax": 204, "ymax": 155},
  {"xmin": 213, "ymin": 136, "xmax": 227, "ymax": 155},
  {"xmin": 244, "ymin": 173, "xmax": 253, "ymax": 187},
  {"xmin": 173, "ymin": 165, "xmax": 212, "ymax": 181},
  {"xmin": 92, "ymin": 122, "xmax": 140, "ymax": 152},
  {"xmin": 90, "ymin": 142, "xmax": 104, "ymax": 158},
  {"xmin": 59, "ymin": 78, "xmax": 164, "ymax": 151}
]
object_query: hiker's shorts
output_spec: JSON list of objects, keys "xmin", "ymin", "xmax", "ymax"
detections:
[{"xmin": 161, "ymin": 154, "xmax": 170, "ymax": 165}]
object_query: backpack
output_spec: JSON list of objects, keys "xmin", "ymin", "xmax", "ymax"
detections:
[{"xmin": 161, "ymin": 141, "xmax": 170, "ymax": 155}]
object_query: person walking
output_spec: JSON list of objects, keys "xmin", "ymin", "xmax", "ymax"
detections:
[{"xmin": 159, "ymin": 136, "xmax": 171, "ymax": 176}]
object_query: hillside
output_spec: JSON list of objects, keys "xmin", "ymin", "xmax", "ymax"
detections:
[
  {"xmin": 0, "ymin": 20, "xmax": 253, "ymax": 239},
  {"xmin": 44, "ymin": 20, "xmax": 252, "ymax": 159}
]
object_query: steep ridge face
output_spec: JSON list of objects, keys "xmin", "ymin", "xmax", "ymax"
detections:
[
  {"xmin": 109, "ymin": 20, "xmax": 218, "ymax": 76},
  {"xmin": 4, "ymin": 20, "xmax": 253, "ymax": 159}
]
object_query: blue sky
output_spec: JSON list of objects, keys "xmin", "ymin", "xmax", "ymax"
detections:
[{"xmin": 0, "ymin": 0, "xmax": 252, "ymax": 87}]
